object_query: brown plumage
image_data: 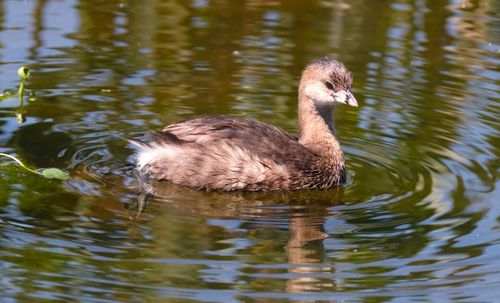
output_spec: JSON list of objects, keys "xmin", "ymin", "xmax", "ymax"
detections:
[{"xmin": 130, "ymin": 57, "xmax": 358, "ymax": 191}]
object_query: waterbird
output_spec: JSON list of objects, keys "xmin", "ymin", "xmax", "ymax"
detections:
[{"xmin": 129, "ymin": 57, "xmax": 358, "ymax": 191}]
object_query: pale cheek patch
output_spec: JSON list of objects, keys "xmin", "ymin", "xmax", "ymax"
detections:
[{"xmin": 305, "ymin": 82, "xmax": 331, "ymax": 102}]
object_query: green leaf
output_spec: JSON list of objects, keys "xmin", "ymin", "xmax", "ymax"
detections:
[{"xmin": 40, "ymin": 168, "xmax": 69, "ymax": 180}]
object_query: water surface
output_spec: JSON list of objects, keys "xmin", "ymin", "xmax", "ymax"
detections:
[{"xmin": 0, "ymin": 0, "xmax": 499, "ymax": 302}]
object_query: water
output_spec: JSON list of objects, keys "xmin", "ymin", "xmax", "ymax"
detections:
[{"xmin": 0, "ymin": 0, "xmax": 498, "ymax": 302}]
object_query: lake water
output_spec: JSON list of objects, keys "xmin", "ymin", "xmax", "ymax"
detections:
[{"xmin": 0, "ymin": 0, "xmax": 499, "ymax": 302}]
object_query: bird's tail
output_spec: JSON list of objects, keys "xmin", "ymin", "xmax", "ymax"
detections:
[
  {"xmin": 127, "ymin": 137, "xmax": 148, "ymax": 149},
  {"xmin": 127, "ymin": 131, "xmax": 184, "ymax": 149}
]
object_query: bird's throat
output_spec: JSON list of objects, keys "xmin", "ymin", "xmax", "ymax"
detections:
[{"xmin": 298, "ymin": 93, "xmax": 338, "ymax": 148}]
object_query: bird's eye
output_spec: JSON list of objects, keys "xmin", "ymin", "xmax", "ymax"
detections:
[{"xmin": 325, "ymin": 81, "xmax": 335, "ymax": 90}]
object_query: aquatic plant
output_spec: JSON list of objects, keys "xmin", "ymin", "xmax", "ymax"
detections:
[
  {"xmin": 0, "ymin": 65, "xmax": 34, "ymax": 122},
  {"xmin": 0, "ymin": 66, "xmax": 69, "ymax": 180},
  {"xmin": 0, "ymin": 66, "xmax": 31, "ymax": 101},
  {"xmin": 0, "ymin": 153, "xmax": 69, "ymax": 181},
  {"xmin": 17, "ymin": 66, "xmax": 30, "ymax": 104}
]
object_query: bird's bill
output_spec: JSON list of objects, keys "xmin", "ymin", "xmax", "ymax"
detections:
[{"xmin": 345, "ymin": 90, "xmax": 358, "ymax": 107}]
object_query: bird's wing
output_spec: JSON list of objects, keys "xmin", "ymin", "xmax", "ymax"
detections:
[{"xmin": 161, "ymin": 115, "xmax": 298, "ymax": 145}]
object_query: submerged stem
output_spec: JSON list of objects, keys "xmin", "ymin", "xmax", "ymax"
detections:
[{"xmin": 0, "ymin": 152, "xmax": 42, "ymax": 175}]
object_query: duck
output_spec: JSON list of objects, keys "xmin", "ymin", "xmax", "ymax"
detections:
[{"xmin": 129, "ymin": 57, "xmax": 358, "ymax": 191}]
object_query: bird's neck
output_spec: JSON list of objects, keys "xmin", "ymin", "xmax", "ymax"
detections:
[{"xmin": 297, "ymin": 90, "xmax": 343, "ymax": 158}]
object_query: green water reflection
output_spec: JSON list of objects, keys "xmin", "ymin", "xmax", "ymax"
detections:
[{"xmin": 0, "ymin": 0, "xmax": 499, "ymax": 302}]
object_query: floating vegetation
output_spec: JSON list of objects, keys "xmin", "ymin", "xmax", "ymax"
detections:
[
  {"xmin": 0, "ymin": 89, "xmax": 16, "ymax": 101},
  {"xmin": 0, "ymin": 153, "xmax": 69, "ymax": 181}
]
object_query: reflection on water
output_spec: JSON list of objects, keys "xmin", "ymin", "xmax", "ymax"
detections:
[{"xmin": 0, "ymin": 0, "xmax": 499, "ymax": 301}]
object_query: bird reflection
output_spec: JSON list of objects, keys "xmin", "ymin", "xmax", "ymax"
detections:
[
  {"xmin": 127, "ymin": 183, "xmax": 343, "ymax": 294},
  {"xmin": 286, "ymin": 204, "xmax": 331, "ymax": 293}
]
